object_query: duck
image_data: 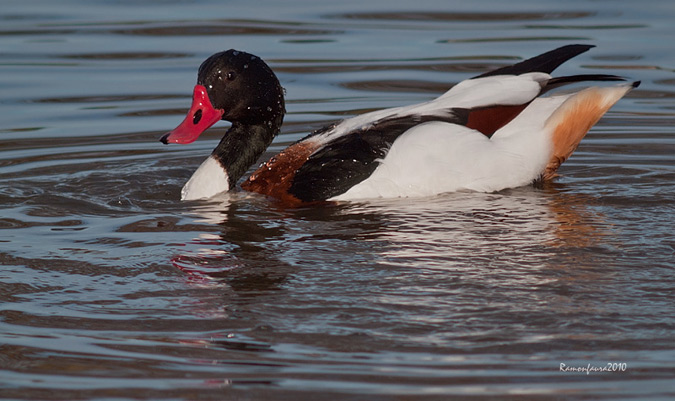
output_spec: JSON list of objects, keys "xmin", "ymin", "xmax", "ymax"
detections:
[{"xmin": 160, "ymin": 44, "xmax": 639, "ymax": 204}]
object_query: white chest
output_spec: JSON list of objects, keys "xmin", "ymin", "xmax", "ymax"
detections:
[{"xmin": 181, "ymin": 156, "xmax": 230, "ymax": 201}]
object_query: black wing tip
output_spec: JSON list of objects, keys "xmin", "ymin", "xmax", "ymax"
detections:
[
  {"xmin": 548, "ymin": 74, "xmax": 626, "ymax": 84},
  {"xmin": 561, "ymin": 43, "xmax": 595, "ymax": 51},
  {"xmin": 541, "ymin": 74, "xmax": 639, "ymax": 94},
  {"xmin": 474, "ymin": 43, "xmax": 598, "ymax": 79}
]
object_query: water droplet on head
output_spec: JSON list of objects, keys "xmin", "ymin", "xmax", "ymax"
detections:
[
  {"xmin": 232, "ymin": 51, "xmax": 240, "ymax": 56},
  {"xmin": 243, "ymin": 64, "xmax": 248, "ymax": 69},
  {"xmin": 266, "ymin": 106, "xmax": 272, "ymax": 112}
]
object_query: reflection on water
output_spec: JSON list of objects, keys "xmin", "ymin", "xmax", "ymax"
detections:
[
  {"xmin": 177, "ymin": 187, "xmax": 608, "ymax": 282},
  {"xmin": 1, "ymin": 0, "xmax": 674, "ymax": 399}
]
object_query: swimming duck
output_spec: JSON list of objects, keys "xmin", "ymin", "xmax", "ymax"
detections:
[{"xmin": 160, "ymin": 45, "xmax": 638, "ymax": 204}]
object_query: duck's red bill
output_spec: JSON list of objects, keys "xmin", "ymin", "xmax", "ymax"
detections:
[{"xmin": 160, "ymin": 85, "xmax": 224, "ymax": 145}]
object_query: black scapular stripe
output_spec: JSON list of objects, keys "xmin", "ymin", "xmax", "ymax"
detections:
[{"xmin": 288, "ymin": 112, "xmax": 467, "ymax": 202}]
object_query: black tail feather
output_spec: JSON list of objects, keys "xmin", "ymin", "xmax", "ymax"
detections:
[{"xmin": 474, "ymin": 44, "xmax": 595, "ymax": 78}]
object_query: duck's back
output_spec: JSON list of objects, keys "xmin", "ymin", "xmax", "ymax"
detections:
[{"xmin": 241, "ymin": 45, "xmax": 638, "ymax": 204}]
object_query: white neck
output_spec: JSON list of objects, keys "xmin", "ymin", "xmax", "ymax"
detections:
[{"xmin": 181, "ymin": 156, "xmax": 230, "ymax": 201}]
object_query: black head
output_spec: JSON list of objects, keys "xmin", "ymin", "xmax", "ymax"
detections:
[
  {"xmin": 198, "ymin": 49, "xmax": 285, "ymax": 125},
  {"xmin": 160, "ymin": 49, "xmax": 286, "ymax": 145}
]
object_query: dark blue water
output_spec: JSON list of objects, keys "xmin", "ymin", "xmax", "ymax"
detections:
[{"xmin": 1, "ymin": 0, "xmax": 674, "ymax": 399}]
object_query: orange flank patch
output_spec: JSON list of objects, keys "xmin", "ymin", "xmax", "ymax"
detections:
[
  {"xmin": 542, "ymin": 87, "xmax": 623, "ymax": 180},
  {"xmin": 241, "ymin": 139, "xmax": 320, "ymax": 205},
  {"xmin": 466, "ymin": 104, "xmax": 529, "ymax": 137}
]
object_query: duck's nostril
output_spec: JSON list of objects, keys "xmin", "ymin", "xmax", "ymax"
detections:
[{"xmin": 193, "ymin": 109, "xmax": 203, "ymax": 125}]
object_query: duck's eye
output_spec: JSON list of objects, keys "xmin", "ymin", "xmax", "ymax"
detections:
[{"xmin": 226, "ymin": 71, "xmax": 236, "ymax": 81}]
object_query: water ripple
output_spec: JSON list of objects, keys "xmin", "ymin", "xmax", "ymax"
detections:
[{"xmin": 0, "ymin": 0, "xmax": 673, "ymax": 399}]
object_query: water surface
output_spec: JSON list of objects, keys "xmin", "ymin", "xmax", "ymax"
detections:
[{"xmin": 1, "ymin": 0, "xmax": 674, "ymax": 399}]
